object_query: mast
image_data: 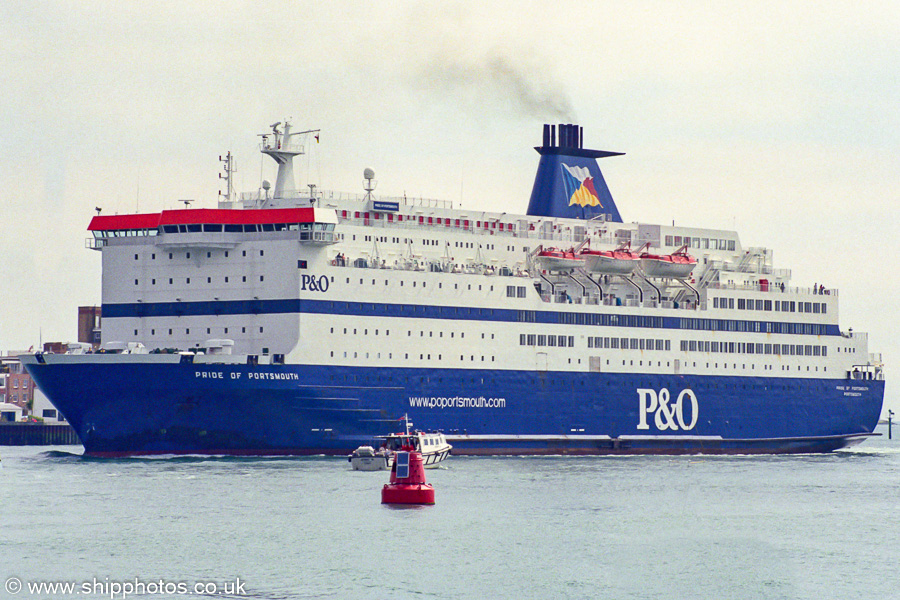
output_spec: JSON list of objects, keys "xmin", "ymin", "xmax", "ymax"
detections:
[
  {"xmin": 258, "ymin": 121, "xmax": 320, "ymax": 199},
  {"xmin": 218, "ymin": 151, "xmax": 235, "ymax": 203}
]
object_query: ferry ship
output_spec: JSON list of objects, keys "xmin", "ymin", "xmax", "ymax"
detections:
[{"xmin": 23, "ymin": 121, "xmax": 885, "ymax": 456}]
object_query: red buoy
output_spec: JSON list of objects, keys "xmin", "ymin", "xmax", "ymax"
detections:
[{"xmin": 381, "ymin": 450, "xmax": 435, "ymax": 505}]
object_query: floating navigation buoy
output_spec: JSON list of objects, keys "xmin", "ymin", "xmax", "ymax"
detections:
[{"xmin": 381, "ymin": 450, "xmax": 435, "ymax": 505}]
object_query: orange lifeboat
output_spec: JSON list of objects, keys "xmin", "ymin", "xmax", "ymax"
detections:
[
  {"xmin": 536, "ymin": 247, "xmax": 584, "ymax": 272},
  {"xmin": 640, "ymin": 244, "xmax": 697, "ymax": 278},
  {"xmin": 578, "ymin": 242, "xmax": 640, "ymax": 275}
]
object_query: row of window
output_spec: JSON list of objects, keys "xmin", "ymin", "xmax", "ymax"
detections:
[
  {"xmin": 506, "ymin": 286, "xmax": 528, "ymax": 298},
  {"xmin": 714, "ymin": 297, "xmax": 828, "ymax": 314},
  {"xmin": 519, "ymin": 334, "xmax": 576, "ymax": 347},
  {"xmin": 588, "ymin": 337, "xmax": 672, "ymax": 351},
  {"xmin": 344, "ymin": 278, "xmax": 500, "ymax": 294},
  {"xmin": 517, "ymin": 309, "xmax": 830, "ymax": 337},
  {"xmin": 664, "ymin": 235, "xmax": 736, "ymax": 251},
  {"xmin": 329, "ymin": 326, "xmax": 483, "ymax": 340},
  {"xmin": 330, "ymin": 350, "xmax": 496, "ymax": 363},
  {"xmin": 359, "ymin": 234, "xmax": 500, "ymax": 252},
  {"xmin": 134, "ymin": 250, "xmax": 264, "ymax": 260},
  {"xmin": 342, "ymin": 210, "xmax": 515, "ymax": 233},
  {"xmin": 135, "ymin": 275, "xmax": 264, "ymax": 286},
  {"xmin": 679, "ymin": 318, "xmax": 828, "ymax": 336},
  {"xmin": 679, "ymin": 340, "xmax": 828, "ymax": 356},
  {"xmin": 158, "ymin": 223, "xmax": 332, "ymax": 234},
  {"xmin": 136, "ymin": 327, "xmax": 264, "ymax": 336}
]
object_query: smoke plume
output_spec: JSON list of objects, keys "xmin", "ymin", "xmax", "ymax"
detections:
[{"xmin": 416, "ymin": 48, "xmax": 576, "ymax": 122}]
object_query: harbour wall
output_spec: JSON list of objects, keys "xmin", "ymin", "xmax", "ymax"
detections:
[{"xmin": 0, "ymin": 423, "xmax": 81, "ymax": 446}]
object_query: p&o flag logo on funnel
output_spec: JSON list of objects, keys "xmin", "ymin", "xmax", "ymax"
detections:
[{"xmin": 561, "ymin": 163, "xmax": 603, "ymax": 208}]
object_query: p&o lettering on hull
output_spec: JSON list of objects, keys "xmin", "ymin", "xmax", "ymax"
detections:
[
  {"xmin": 300, "ymin": 274, "xmax": 329, "ymax": 292},
  {"xmin": 637, "ymin": 388, "xmax": 699, "ymax": 431}
]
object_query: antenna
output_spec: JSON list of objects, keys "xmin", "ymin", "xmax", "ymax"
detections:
[
  {"xmin": 363, "ymin": 168, "xmax": 376, "ymax": 202},
  {"xmin": 219, "ymin": 151, "xmax": 236, "ymax": 203},
  {"xmin": 180, "ymin": 199, "xmax": 194, "ymax": 209}
]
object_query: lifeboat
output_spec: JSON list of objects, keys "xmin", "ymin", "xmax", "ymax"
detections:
[
  {"xmin": 640, "ymin": 244, "xmax": 697, "ymax": 278},
  {"xmin": 536, "ymin": 248, "xmax": 584, "ymax": 272},
  {"xmin": 578, "ymin": 242, "xmax": 640, "ymax": 275}
]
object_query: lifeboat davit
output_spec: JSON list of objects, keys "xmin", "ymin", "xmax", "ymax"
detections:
[
  {"xmin": 640, "ymin": 244, "xmax": 697, "ymax": 278},
  {"xmin": 536, "ymin": 248, "xmax": 584, "ymax": 272},
  {"xmin": 578, "ymin": 242, "xmax": 640, "ymax": 275}
]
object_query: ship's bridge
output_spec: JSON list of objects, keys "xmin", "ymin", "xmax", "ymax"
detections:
[{"xmin": 86, "ymin": 207, "xmax": 340, "ymax": 249}]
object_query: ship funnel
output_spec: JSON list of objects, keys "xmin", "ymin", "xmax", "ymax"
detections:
[{"xmin": 526, "ymin": 123, "xmax": 624, "ymax": 222}]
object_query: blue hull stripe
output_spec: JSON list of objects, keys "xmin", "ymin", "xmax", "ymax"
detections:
[{"xmin": 101, "ymin": 299, "xmax": 840, "ymax": 337}]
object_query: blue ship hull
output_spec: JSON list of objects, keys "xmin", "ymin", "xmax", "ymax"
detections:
[{"xmin": 25, "ymin": 359, "xmax": 884, "ymax": 456}]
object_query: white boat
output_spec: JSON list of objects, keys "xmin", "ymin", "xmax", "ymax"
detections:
[
  {"xmin": 347, "ymin": 445, "xmax": 390, "ymax": 471},
  {"xmin": 380, "ymin": 415, "xmax": 452, "ymax": 468}
]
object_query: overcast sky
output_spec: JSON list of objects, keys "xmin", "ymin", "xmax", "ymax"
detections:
[{"xmin": 2, "ymin": 1, "xmax": 898, "ymax": 414}]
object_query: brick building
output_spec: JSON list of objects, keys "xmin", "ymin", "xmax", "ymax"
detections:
[{"xmin": 78, "ymin": 306, "xmax": 102, "ymax": 347}]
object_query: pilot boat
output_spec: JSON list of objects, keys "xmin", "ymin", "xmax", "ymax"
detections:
[{"xmin": 379, "ymin": 415, "xmax": 452, "ymax": 469}]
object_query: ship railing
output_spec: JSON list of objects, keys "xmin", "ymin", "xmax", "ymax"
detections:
[
  {"xmin": 260, "ymin": 139, "xmax": 304, "ymax": 153},
  {"xmin": 339, "ymin": 212, "xmax": 621, "ymax": 245},
  {"xmin": 705, "ymin": 281, "xmax": 838, "ymax": 297},
  {"xmin": 334, "ymin": 211, "xmax": 635, "ymax": 248},
  {"xmin": 85, "ymin": 238, "xmax": 106, "ymax": 250},
  {"xmin": 848, "ymin": 364, "xmax": 883, "ymax": 381},
  {"xmin": 236, "ymin": 189, "xmax": 453, "ymax": 209}
]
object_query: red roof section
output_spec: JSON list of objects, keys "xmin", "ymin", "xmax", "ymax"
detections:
[
  {"xmin": 88, "ymin": 208, "xmax": 316, "ymax": 231},
  {"xmin": 88, "ymin": 212, "xmax": 161, "ymax": 231}
]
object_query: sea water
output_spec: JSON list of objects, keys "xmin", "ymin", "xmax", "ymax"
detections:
[{"xmin": 2, "ymin": 425, "xmax": 899, "ymax": 600}]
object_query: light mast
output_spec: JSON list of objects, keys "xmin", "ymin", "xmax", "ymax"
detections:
[{"xmin": 258, "ymin": 121, "xmax": 320, "ymax": 199}]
